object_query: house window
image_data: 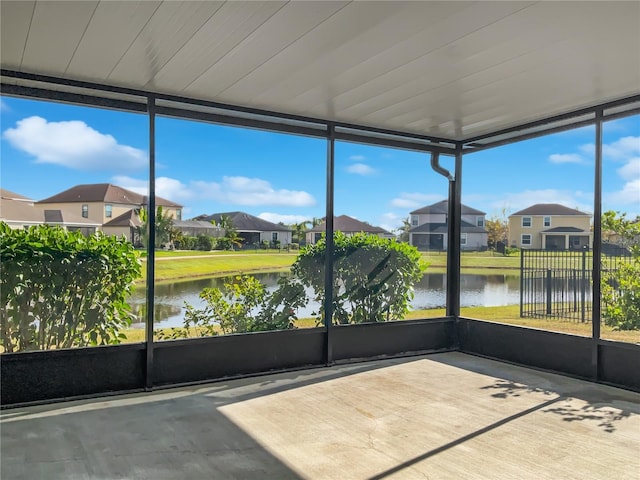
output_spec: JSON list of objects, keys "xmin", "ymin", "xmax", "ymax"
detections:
[
  {"xmin": 105, "ymin": 204, "xmax": 112, "ymax": 218},
  {"xmin": 176, "ymin": 209, "xmax": 182, "ymax": 220},
  {"xmin": 521, "ymin": 234, "xmax": 532, "ymax": 246},
  {"xmin": 272, "ymin": 232, "xmax": 278, "ymax": 241},
  {"xmin": 476, "ymin": 216, "xmax": 484, "ymax": 228},
  {"xmin": 460, "ymin": 233, "xmax": 467, "ymax": 246},
  {"xmin": 522, "ymin": 216, "xmax": 531, "ymax": 227},
  {"xmin": 544, "ymin": 216, "xmax": 551, "ymax": 227},
  {"xmin": 82, "ymin": 204, "xmax": 88, "ymax": 218},
  {"xmin": 411, "ymin": 215, "xmax": 419, "ymax": 226}
]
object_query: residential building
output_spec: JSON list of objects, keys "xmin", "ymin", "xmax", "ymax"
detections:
[
  {"xmin": 38, "ymin": 183, "xmax": 183, "ymax": 228},
  {"xmin": 0, "ymin": 189, "xmax": 100, "ymax": 234},
  {"xmin": 306, "ymin": 215, "xmax": 393, "ymax": 245},
  {"xmin": 197, "ymin": 211, "xmax": 292, "ymax": 247},
  {"xmin": 409, "ymin": 200, "xmax": 488, "ymax": 251},
  {"xmin": 508, "ymin": 203, "xmax": 592, "ymax": 250}
]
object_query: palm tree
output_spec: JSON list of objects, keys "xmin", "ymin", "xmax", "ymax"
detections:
[
  {"xmin": 292, "ymin": 220, "xmax": 313, "ymax": 245},
  {"xmin": 137, "ymin": 205, "xmax": 174, "ymax": 249},
  {"xmin": 398, "ymin": 217, "xmax": 412, "ymax": 243}
]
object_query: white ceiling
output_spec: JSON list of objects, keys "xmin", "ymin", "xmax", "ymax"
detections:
[{"xmin": 2, "ymin": 1, "xmax": 639, "ymax": 141}]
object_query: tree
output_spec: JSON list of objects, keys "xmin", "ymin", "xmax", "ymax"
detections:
[
  {"xmin": 601, "ymin": 211, "xmax": 640, "ymax": 330},
  {"xmin": 397, "ymin": 217, "xmax": 412, "ymax": 243},
  {"xmin": 291, "ymin": 220, "xmax": 312, "ymax": 245},
  {"xmin": 0, "ymin": 223, "xmax": 141, "ymax": 352},
  {"xmin": 137, "ymin": 205, "xmax": 174, "ymax": 249},
  {"xmin": 212, "ymin": 215, "xmax": 242, "ymax": 250},
  {"xmin": 485, "ymin": 208, "xmax": 510, "ymax": 250},
  {"xmin": 291, "ymin": 232, "xmax": 427, "ymax": 324}
]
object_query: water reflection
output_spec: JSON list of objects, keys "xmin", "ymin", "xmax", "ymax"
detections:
[{"xmin": 130, "ymin": 272, "xmax": 520, "ymax": 328}]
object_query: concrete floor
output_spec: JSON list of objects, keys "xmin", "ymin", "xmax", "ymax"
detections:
[{"xmin": 1, "ymin": 352, "xmax": 639, "ymax": 479}]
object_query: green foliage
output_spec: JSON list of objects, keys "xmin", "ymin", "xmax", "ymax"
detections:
[
  {"xmin": 175, "ymin": 235, "xmax": 197, "ymax": 250},
  {"xmin": 504, "ymin": 246, "xmax": 520, "ymax": 256},
  {"xmin": 216, "ymin": 237, "xmax": 232, "ymax": 251},
  {"xmin": 0, "ymin": 223, "xmax": 142, "ymax": 352},
  {"xmin": 137, "ymin": 206, "xmax": 174, "ymax": 249},
  {"xmin": 601, "ymin": 210, "xmax": 640, "ymax": 330},
  {"xmin": 169, "ymin": 274, "xmax": 305, "ymax": 337},
  {"xmin": 195, "ymin": 234, "xmax": 214, "ymax": 251},
  {"xmin": 291, "ymin": 232, "xmax": 427, "ymax": 325}
]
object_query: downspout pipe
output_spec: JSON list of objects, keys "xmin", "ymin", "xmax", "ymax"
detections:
[
  {"xmin": 431, "ymin": 151, "xmax": 454, "ymax": 182},
  {"xmin": 430, "ymin": 150, "xmax": 460, "ymax": 319}
]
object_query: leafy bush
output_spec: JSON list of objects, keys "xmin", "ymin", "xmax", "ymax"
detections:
[
  {"xmin": 196, "ymin": 235, "xmax": 214, "ymax": 251},
  {"xmin": 601, "ymin": 211, "xmax": 640, "ymax": 330},
  {"xmin": 216, "ymin": 237, "xmax": 232, "ymax": 251},
  {"xmin": 175, "ymin": 235, "xmax": 197, "ymax": 250},
  {"xmin": 162, "ymin": 274, "xmax": 306, "ymax": 338},
  {"xmin": 291, "ymin": 232, "xmax": 427, "ymax": 324},
  {"xmin": 0, "ymin": 223, "xmax": 141, "ymax": 352}
]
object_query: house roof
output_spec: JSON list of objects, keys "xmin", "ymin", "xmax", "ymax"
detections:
[
  {"xmin": 104, "ymin": 209, "xmax": 141, "ymax": 228},
  {"xmin": 410, "ymin": 200, "xmax": 485, "ymax": 216},
  {"xmin": 510, "ymin": 204, "xmax": 590, "ymax": 217},
  {"xmin": 410, "ymin": 220, "xmax": 487, "ymax": 234},
  {"xmin": 2, "ymin": 1, "xmax": 638, "ymax": 142},
  {"xmin": 308, "ymin": 215, "xmax": 391, "ymax": 235},
  {"xmin": 200, "ymin": 212, "xmax": 291, "ymax": 232},
  {"xmin": 172, "ymin": 219, "xmax": 221, "ymax": 230},
  {"xmin": 542, "ymin": 226, "xmax": 590, "ymax": 233},
  {"xmin": 0, "ymin": 196, "xmax": 99, "ymax": 226},
  {"xmin": 38, "ymin": 183, "xmax": 182, "ymax": 208},
  {"xmin": 0, "ymin": 188, "xmax": 33, "ymax": 201}
]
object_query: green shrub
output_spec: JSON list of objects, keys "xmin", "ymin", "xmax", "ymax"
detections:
[
  {"xmin": 0, "ymin": 223, "xmax": 141, "ymax": 352},
  {"xmin": 292, "ymin": 232, "xmax": 427, "ymax": 324},
  {"xmin": 196, "ymin": 235, "xmax": 213, "ymax": 251}
]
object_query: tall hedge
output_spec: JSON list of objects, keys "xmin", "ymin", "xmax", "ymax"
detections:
[{"xmin": 0, "ymin": 223, "xmax": 141, "ymax": 352}]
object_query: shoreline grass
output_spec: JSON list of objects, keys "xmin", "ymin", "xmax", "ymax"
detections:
[{"xmin": 122, "ymin": 304, "xmax": 639, "ymax": 345}]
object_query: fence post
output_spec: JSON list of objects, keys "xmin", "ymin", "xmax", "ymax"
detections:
[
  {"xmin": 519, "ymin": 249, "xmax": 524, "ymax": 317},
  {"xmin": 546, "ymin": 268, "xmax": 552, "ymax": 315},
  {"xmin": 581, "ymin": 247, "xmax": 587, "ymax": 323}
]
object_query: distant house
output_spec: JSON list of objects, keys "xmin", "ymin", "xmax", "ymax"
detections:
[
  {"xmin": 0, "ymin": 189, "xmax": 100, "ymax": 234},
  {"xmin": 306, "ymin": 215, "xmax": 393, "ymax": 245},
  {"xmin": 38, "ymin": 183, "xmax": 183, "ymax": 229},
  {"xmin": 197, "ymin": 211, "xmax": 292, "ymax": 247},
  {"xmin": 508, "ymin": 203, "xmax": 592, "ymax": 250},
  {"xmin": 409, "ymin": 200, "xmax": 488, "ymax": 251}
]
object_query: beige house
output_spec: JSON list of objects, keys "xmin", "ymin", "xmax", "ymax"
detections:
[
  {"xmin": 38, "ymin": 184, "xmax": 183, "ymax": 235},
  {"xmin": 508, "ymin": 204, "xmax": 592, "ymax": 250},
  {"xmin": 0, "ymin": 189, "xmax": 100, "ymax": 233}
]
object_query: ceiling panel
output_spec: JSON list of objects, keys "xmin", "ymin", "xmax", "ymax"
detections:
[
  {"xmin": 66, "ymin": 1, "xmax": 162, "ymax": 80},
  {"xmin": 107, "ymin": 1, "xmax": 224, "ymax": 88},
  {"xmin": 0, "ymin": 1, "xmax": 35, "ymax": 69},
  {"xmin": 1, "ymin": 0, "xmax": 638, "ymax": 141},
  {"xmin": 21, "ymin": 1, "xmax": 98, "ymax": 75}
]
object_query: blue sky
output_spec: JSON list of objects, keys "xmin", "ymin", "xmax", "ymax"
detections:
[{"xmin": 1, "ymin": 96, "xmax": 638, "ymax": 232}]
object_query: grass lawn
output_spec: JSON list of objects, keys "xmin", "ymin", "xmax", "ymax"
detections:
[
  {"xmin": 135, "ymin": 249, "xmax": 521, "ymax": 283},
  {"xmin": 122, "ymin": 304, "xmax": 639, "ymax": 345},
  {"xmin": 139, "ymin": 252, "xmax": 297, "ymax": 283}
]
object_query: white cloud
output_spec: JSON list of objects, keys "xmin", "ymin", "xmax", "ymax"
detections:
[
  {"xmin": 548, "ymin": 153, "xmax": 585, "ymax": 164},
  {"xmin": 3, "ymin": 116, "xmax": 146, "ymax": 170},
  {"xmin": 112, "ymin": 175, "xmax": 194, "ymax": 202},
  {"xmin": 112, "ymin": 174, "xmax": 314, "ymax": 208},
  {"xmin": 617, "ymin": 157, "xmax": 640, "ymax": 181},
  {"xmin": 349, "ymin": 155, "xmax": 365, "ymax": 161},
  {"xmin": 346, "ymin": 163, "xmax": 377, "ymax": 175},
  {"xmin": 390, "ymin": 192, "xmax": 445, "ymax": 209},
  {"xmin": 580, "ymin": 136, "xmax": 640, "ymax": 161},
  {"xmin": 607, "ymin": 179, "xmax": 640, "ymax": 206},
  {"xmin": 0, "ymin": 98, "xmax": 9, "ymax": 112},
  {"xmin": 496, "ymin": 189, "xmax": 592, "ymax": 214},
  {"xmin": 258, "ymin": 213, "xmax": 311, "ymax": 225},
  {"xmin": 193, "ymin": 176, "xmax": 315, "ymax": 207}
]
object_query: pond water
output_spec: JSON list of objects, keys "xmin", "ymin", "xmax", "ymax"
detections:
[{"xmin": 129, "ymin": 272, "xmax": 520, "ymax": 328}]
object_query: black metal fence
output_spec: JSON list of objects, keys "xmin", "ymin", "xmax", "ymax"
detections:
[{"xmin": 520, "ymin": 245, "xmax": 632, "ymax": 322}]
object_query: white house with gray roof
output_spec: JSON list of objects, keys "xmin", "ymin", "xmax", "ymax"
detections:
[{"xmin": 409, "ymin": 200, "xmax": 488, "ymax": 251}]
